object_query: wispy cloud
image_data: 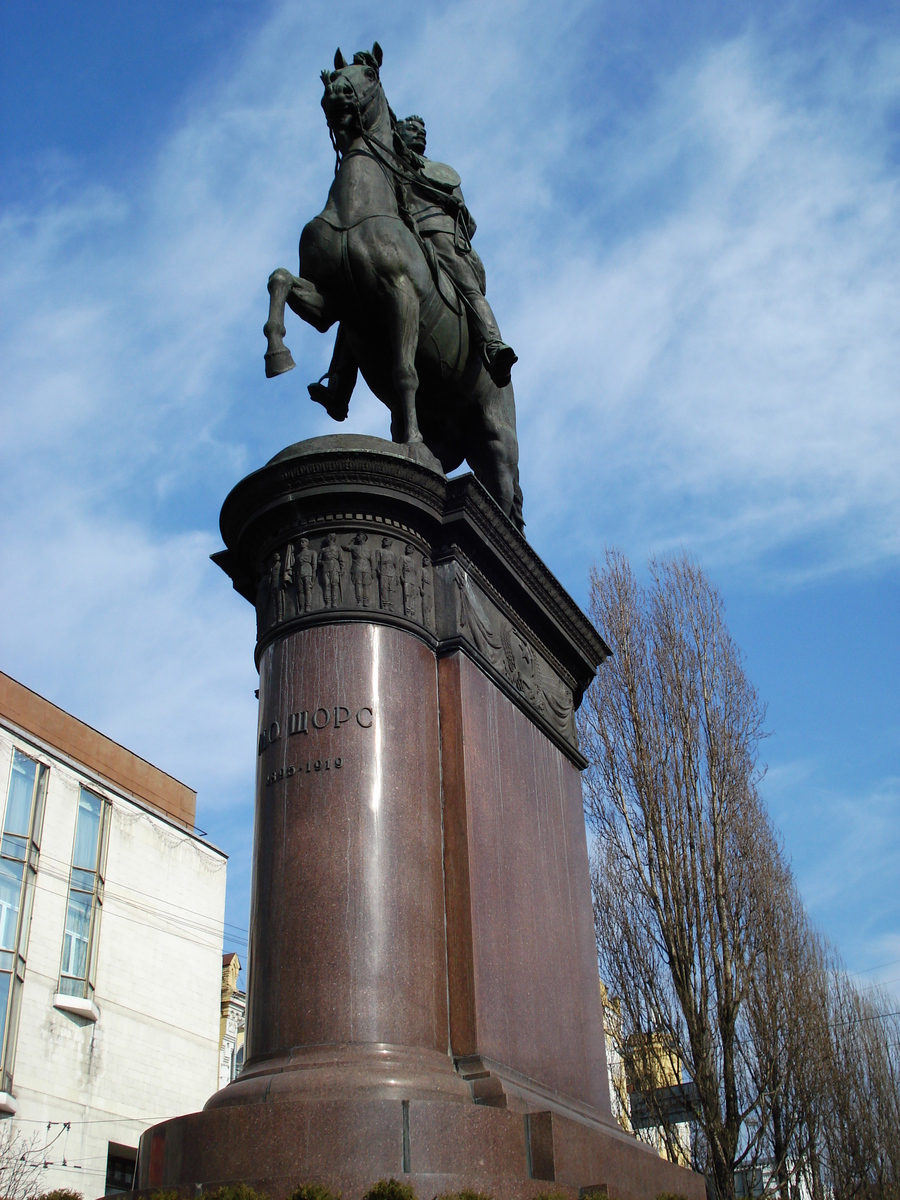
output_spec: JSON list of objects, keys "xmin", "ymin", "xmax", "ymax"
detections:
[
  {"xmin": 764, "ymin": 761, "xmax": 900, "ymax": 991},
  {"xmin": 504, "ymin": 33, "xmax": 900, "ymax": 580}
]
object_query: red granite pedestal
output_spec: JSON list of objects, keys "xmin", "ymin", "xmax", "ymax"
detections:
[{"xmin": 133, "ymin": 437, "xmax": 704, "ymax": 1200}]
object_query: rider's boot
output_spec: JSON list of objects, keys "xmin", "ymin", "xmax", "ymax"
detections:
[
  {"xmin": 308, "ymin": 377, "xmax": 351, "ymax": 421},
  {"xmin": 482, "ymin": 340, "xmax": 518, "ymax": 388},
  {"xmin": 307, "ymin": 325, "xmax": 358, "ymax": 420},
  {"xmin": 462, "ymin": 287, "xmax": 518, "ymax": 388}
]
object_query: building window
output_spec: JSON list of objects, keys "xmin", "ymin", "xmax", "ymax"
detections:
[
  {"xmin": 0, "ymin": 749, "xmax": 48, "ymax": 1092},
  {"xmin": 58, "ymin": 788, "xmax": 109, "ymax": 1000},
  {"xmin": 105, "ymin": 1143, "xmax": 137, "ymax": 1194}
]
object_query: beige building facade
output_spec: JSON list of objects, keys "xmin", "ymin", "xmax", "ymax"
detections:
[{"xmin": 0, "ymin": 671, "xmax": 227, "ymax": 1196}]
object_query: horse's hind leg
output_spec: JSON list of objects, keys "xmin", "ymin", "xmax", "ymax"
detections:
[
  {"xmin": 465, "ymin": 377, "xmax": 524, "ymax": 531},
  {"xmin": 264, "ymin": 268, "xmax": 297, "ymax": 377},
  {"xmin": 383, "ymin": 278, "xmax": 423, "ymax": 445}
]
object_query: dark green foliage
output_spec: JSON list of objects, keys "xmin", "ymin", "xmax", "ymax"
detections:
[
  {"xmin": 288, "ymin": 1186, "xmax": 342, "ymax": 1200},
  {"xmin": 147, "ymin": 1191, "xmax": 182, "ymax": 1200},
  {"xmin": 435, "ymin": 1192, "xmax": 494, "ymax": 1200},
  {"xmin": 203, "ymin": 1186, "xmax": 269, "ymax": 1200},
  {"xmin": 361, "ymin": 1179, "xmax": 417, "ymax": 1200},
  {"xmin": 531, "ymin": 1192, "xmax": 571, "ymax": 1200},
  {"xmin": 36, "ymin": 1190, "xmax": 85, "ymax": 1200}
]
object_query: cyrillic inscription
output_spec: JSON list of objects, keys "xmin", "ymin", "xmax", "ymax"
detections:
[{"xmin": 258, "ymin": 704, "xmax": 374, "ymax": 754}]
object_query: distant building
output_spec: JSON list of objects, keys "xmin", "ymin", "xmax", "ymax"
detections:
[
  {"xmin": 600, "ymin": 981, "xmax": 692, "ymax": 1168},
  {"xmin": 0, "ymin": 671, "xmax": 227, "ymax": 1197},
  {"xmin": 218, "ymin": 952, "xmax": 245, "ymax": 1089}
]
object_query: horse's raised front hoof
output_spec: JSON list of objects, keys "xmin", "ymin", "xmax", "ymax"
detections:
[{"xmin": 265, "ymin": 348, "xmax": 296, "ymax": 378}]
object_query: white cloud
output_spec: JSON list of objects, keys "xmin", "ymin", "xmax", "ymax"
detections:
[
  {"xmin": 764, "ymin": 761, "xmax": 900, "ymax": 992},
  {"xmin": 505, "ymin": 35, "xmax": 900, "ymax": 578},
  {"xmin": 0, "ymin": 503, "xmax": 257, "ymax": 809}
]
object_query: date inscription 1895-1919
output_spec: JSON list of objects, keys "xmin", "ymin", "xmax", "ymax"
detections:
[{"xmin": 266, "ymin": 758, "xmax": 343, "ymax": 786}]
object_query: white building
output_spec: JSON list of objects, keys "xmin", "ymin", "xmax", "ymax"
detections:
[{"xmin": 0, "ymin": 671, "xmax": 227, "ymax": 1197}]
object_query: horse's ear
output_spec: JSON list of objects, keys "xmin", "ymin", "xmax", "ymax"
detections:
[
  {"xmin": 334, "ymin": 48, "xmax": 348, "ymax": 69},
  {"xmin": 372, "ymin": 42, "xmax": 383, "ymax": 67}
]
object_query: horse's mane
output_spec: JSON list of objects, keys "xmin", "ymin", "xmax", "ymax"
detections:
[
  {"xmin": 321, "ymin": 41, "xmax": 384, "ymax": 84},
  {"xmin": 352, "ymin": 50, "xmax": 381, "ymax": 71}
]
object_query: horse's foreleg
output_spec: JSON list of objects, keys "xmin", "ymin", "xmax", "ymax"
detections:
[
  {"xmin": 264, "ymin": 270, "xmax": 337, "ymax": 378},
  {"xmin": 264, "ymin": 268, "xmax": 297, "ymax": 377},
  {"xmin": 286, "ymin": 277, "xmax": 336, "ymax": 334},
  {"xmin": 384, "ymin": 278, "xmax": 422, "ymax": 445}
]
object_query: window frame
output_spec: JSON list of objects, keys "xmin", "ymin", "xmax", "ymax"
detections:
[
  {"xmin": 58, "ymin": 786, "xmax": 110, "ymax": 1002},
  {"xmin": 0, "ymin": 747, "xmax": 49, "ymax": 1093}
]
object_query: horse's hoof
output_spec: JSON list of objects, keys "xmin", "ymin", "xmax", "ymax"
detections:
[
  {"xmin": 404, "ymin": 440, "xmax": 445, "ymax": 475},
  {"xmin": 265, "ymin": 348, "xmax": 296, "ymax": 378}
]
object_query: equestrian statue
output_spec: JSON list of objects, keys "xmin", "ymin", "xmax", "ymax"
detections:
[{"xmin": 263, "ymin": 43, "xmax": 525, "ymax": 530}]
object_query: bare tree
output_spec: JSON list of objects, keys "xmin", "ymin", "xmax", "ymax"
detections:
[
  {"xmin": 819, "ymin": 972, "xmax": 900, "ymax": 1200},
  {"xmin": 582, "ymin": 548, "xmax": 900, "ymax": 1200},
  {"xmin": 581, "ymin": 549, "xmax": 779, "ymax": 1200},
  {"xmin": 742, "ymin": 862, "xmax": 832, "ymax": 1200},
  {"xmin": 0, "ymin": 1122, "xmax": 43, "ymax": 1200}
]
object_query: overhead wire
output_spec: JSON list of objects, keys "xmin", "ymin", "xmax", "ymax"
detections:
[
  {"xmin": 16, "ymin": 861, "xmax": 248, "ymax": 955},
  {"xmin": 848, "ymin": 956, "xmax": 900, "ymax": 976},
  {"xmin": 34, "ymin": 849, "xmax": 247, "ymax": 939}
]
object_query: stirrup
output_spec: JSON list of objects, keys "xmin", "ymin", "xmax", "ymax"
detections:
[{"xmin": 308, "ymin": 377, "xmax": 350, "ymax": 422}]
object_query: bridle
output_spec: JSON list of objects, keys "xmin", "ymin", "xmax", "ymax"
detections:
[
  {"xmin": 323, "ymin": 67, "xmax": 472, "ymax": 251},
  {"xmin": 323, "ymin": 67, "xmax": 385, "ymax": 176}
]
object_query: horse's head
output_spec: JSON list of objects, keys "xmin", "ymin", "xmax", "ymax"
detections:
[{"xmin": 321, "ymin": 43, "xmax": 388, "ymax": 152}]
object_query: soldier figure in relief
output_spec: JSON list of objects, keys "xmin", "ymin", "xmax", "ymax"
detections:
[
  {"xmin": 320, "ymin": 532, "xmax": 344, "ymax": 608},
  {"xmin": 296, "ymin": 537, "xmax": 318, "ymax": 612},
  {"xmin": 376, "ymin": 537, "xmax": 401, "ymax": 612},
  {"xmin": 421, "ymin": 556, "xmax": 434, "ymax": 631},
  {"xmin": 268, "ymin": 551, "xmax": 285, "ymax": 625},
  {"xmin": 349, "ymin": 532, "xmax": 376, "ymax": 607},
  {"xmin": 400, "ymin": 544, "xmax": 421, "ymax": 619},
  {"xmin": 282, "ymin": 542, "xmax": 295, "ymax": 615}
]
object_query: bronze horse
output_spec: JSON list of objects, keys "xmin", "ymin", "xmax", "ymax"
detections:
[{"xmin": 263, "ymin": 44, "xmax": 524, "ymax": 530}]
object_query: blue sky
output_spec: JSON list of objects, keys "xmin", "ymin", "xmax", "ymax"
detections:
[{"xmin": 1, "ymin": 0, "xmax": 898, "ymax": 999}]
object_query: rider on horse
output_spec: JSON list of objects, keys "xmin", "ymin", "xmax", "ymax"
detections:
[{"xmin": 308, "ymin": 113, "xmax": 518, "ymax": 421}]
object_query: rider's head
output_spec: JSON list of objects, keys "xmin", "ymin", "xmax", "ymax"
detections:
[{"xmin": 397, "ymin": 115, "xmax": 426, "ymax": 156}]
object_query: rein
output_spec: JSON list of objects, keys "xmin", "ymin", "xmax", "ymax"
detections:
[
  {"xmin": 327, "ymin": 70, "xmax": 471, "ymax": 241},
  {"xmin": 324, "ymin": 69, "xmax": 474, "ymax": 300}
]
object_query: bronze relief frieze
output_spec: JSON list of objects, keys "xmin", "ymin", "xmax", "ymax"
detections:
[{"xmin": 254, "ymin": 521, "xmax": 436, "ymax": 648}]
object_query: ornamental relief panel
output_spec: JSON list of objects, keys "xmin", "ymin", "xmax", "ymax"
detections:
[{"xmin": 453, "ymin": 568, "xmax": 576, "ymax": 744}]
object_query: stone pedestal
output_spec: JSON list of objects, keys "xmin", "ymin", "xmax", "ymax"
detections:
[{"xmin": 134, "ymin": 436, "xmax": 704, "ymax": 1200}]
